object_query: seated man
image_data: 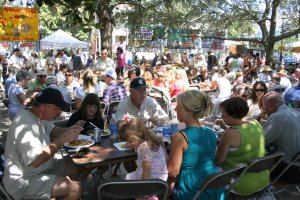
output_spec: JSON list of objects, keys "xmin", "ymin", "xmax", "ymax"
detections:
[
  {"xmin": 262, "ymin": 91, "xmax": 300, "ymax": 183},
  {"xmin": 3, "ymin": 88, "xmax": 85, "ymax": 199},
  {"xmin": 115, "ymin": 77, "xmax": 169, "ymax": 126}
]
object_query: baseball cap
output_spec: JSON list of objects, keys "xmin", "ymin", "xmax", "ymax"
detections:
[
  {"xmin": 104, "ymin": 67, "xmax": 117, "ymax": 79},
  {"xmin": 130, "ymin": 77, "xmax": 147, "ymax": 89},
  {"xmin": 36, "ymin": 88, "xmax": 70, "ymax": 110},
  {"xmin": 36, "ymin": 69, "xmax": 48, "ymax": 76}
]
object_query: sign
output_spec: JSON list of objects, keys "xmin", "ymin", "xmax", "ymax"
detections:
[
  {"xmin": 0, "ymin": 7, "xmax": 39, "ymax": 41},
  {"xmin": 20, "ymin": 42, "xmax": 36, "ymax": 48},
  {"xmin": 166, "ymin": 29, "xmax": 200, "ymax": 49},
  {"xmin": 134, "ymin": 28, "xmax": 153, "ymax": 40}
]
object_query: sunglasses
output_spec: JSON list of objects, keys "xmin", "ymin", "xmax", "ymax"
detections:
[
  {"xmin": 65, "ymin": 74, "xmax": 72, "ymax": 77},
  {"xmin": 255, "ymin": 89, "xmax": 265, "ymax": 92},
  {"xmin": 38, "ymin": 75, "xmax": 47, "ymax": 78}
]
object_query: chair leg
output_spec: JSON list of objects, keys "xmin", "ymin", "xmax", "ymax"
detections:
[
  {"xmin": 0, "ymin": 185, "xmax": 12, "ymax": 200},
  {"xmin": 296, "ymin": 185, "xmax": 300, "ymax": 193}
]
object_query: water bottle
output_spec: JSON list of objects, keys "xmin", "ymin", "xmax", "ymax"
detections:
[
  {"xmin": 170, "ymin": 117, "xmax": 179, "ymax": 135},
  {"xmin": 109, "ymin": 113, "xmax": 118, "ymax": 139},
  {"xmin": 163, "ymin": 121, "xmax": 171, "ymax": 137}
]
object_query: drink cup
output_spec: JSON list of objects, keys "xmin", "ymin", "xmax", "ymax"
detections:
[{"xmin": 93, "ymin": 128, "xmax": 101, "ymax": 143}]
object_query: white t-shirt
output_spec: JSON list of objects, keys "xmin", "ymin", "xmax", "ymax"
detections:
[
  {"xmin": 115, "ymin": 96, "xmax": 169, "ymax": 124},
  {"xmin": 3, "ymin": 109, "xmax": 55, "ymax": 196},
  {"xmin": 74, "ymin": 84, "xmax": 102, "ymax": 100},
  {"xmin": 216, "ymin": 77, "xmax": 231, "ymax": 100},
  {"xmin": 8, "ymin": 83, "xmax": 25, "ymax": 120}
]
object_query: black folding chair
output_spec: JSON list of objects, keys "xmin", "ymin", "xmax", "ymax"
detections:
[
  {"xmin": 192, "ymin": 164, "xmax": 247, "ymax": 200},
  {"xmin": 98, "ymin": 179, "xmax": 169, "ymax": 200},
  {"xmin": 229, "ymin": 152, "xmax": 284, "ymax": 200}
]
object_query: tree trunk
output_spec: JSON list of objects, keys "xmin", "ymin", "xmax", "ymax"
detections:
[
  {"xmin": 100, "ymin": 19, "xmax": 113, "ymax": 57},
  {"xmin": 264, "ymin": 42, "xmax": 275, "ymax": 68}
]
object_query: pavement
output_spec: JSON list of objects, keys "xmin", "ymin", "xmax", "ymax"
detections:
[{"xmin": 0, "ymin": 92, "xmax": 299, "ymax": 199}]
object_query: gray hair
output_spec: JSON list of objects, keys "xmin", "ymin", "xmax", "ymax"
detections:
[
  {"xmin": 176, "ymin": 90, "xmax": 213, "ymax": 119},
  {"xmin": 16, "ymin": 70, "xmax": 30, "ymax": 82},
  {"xmin": 45, "ymin": 75, "xmax": 57, "ymax": 86}
]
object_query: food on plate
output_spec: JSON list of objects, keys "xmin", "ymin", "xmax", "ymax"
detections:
[
  {"xmin": 69, "ymin": 139, "xmax": 92, "ymax": 146},
  {"xmin": 120, "ymin": 143, "xmax": 126, "ymax": 148}
]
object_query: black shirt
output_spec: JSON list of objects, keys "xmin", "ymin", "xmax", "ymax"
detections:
[{"xmin": 67, "ymin": 111, "xmax": 104, "ymax": 136}]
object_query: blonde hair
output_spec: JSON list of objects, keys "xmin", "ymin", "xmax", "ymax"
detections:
[
  {"xmin": 176, "ymin": 90, "xmax": 213, "ymax": 118},
  {"xmin": 118, "ymin": 117, "xmax": 162, "ymax": 151},
  {"xmin": 175, "ymin": 68, "xmax": 190, "ymax": 91},
  {"xmin": 82, "ymin": 69, "xmax": 96, "ymax": 94}
]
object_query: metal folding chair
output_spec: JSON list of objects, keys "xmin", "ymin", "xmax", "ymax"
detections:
[
  {"xmin": 98, "ymin": 179, "xmax": 169, "ymax": 200},
  {"xmin": 104, "ymin": 101, "xmax": 120, "ymax": 127},
  {"xmin": 228, "ymin": 152, "xmax": 284, "ymax": 200},
  {"xmin": 192, "ymin": 164, "xmax": 247, "ymax": 200},
  {"xmin": 0, "ymin": 145, "xmax": 13, "ymax": 200}
]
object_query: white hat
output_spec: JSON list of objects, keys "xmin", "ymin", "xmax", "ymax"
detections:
[
  {"xmin": 36, "ymin": 69, "xmax": 48, "ymax": 76},
  {"xmin": 104, "ymin": 67, "xmax": 117, "ymax": 80}
]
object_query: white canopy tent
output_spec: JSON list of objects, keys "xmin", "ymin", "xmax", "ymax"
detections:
[{"xmin": 40, "ymin": 29, "xmax": 87, "ymax": 49}]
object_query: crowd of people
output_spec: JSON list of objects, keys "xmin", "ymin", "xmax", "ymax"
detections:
[{"xmin": 0, "ymin": 46, "xmax": 300, "ymax": 199}]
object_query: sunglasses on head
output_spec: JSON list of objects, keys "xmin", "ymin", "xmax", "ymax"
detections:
[{"xmin": 255, "ymin": 89, "xmax": 265, "ymax": 92}]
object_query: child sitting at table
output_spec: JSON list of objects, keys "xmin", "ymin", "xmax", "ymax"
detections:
[
  {"xmin": 67, "ymin": 93, "xmax": 104, "ymax": 135},
  {"xmin": 118, "ymin": 114, "xmax": 168, "ymax": 182}
]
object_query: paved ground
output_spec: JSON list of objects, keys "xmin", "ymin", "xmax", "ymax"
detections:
[{"xmin": 0, "ymin": 92, "xmax": 299, "ymax": 199}]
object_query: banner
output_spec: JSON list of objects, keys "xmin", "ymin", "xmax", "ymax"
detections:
[{"xmin": 0, "ymin": 7, "xmax": 39, "ymax": 41}]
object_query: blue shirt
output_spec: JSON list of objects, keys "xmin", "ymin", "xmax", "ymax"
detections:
[{"xmin": 284, "ymin": 84, "xmax": 300, "ymax": 105}]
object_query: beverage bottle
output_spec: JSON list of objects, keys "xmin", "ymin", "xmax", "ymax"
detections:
[
  {"xmin": 162, "ymin": 121, "xmax": 171, "ymax": 137},
  {"xmin": 170, "ymin": 117, "xmax": 179, "ymax": 135},
  {"xmin": 109, "ymin": 113, "xmax": 118, "ymax": 139}
]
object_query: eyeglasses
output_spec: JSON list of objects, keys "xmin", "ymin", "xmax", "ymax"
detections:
[
  {"xmin": 65, "ymin": 74, "xmax": 72, "ymax": 77},
  {"xmin": 255, "ymin": 89, "xmax": 265, "ymax": 92},
  {"xmin": 38, "ymin": 75, "xmax": 47, "ymax": 78}
]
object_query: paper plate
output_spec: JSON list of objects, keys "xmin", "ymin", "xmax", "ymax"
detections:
[
  {"xmin": 64, "ymin": 134, "xmax": 94, "ymax": 149},
  {"xmin": 101, "ymin": 129, "xmax": 110, "ymax": 137}
]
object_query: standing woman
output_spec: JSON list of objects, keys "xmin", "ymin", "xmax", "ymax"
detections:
[
  {"xmin": 8, "ymin": 70, "xmax": 38, "ymax": 120},
  {"xmin": 116, "ymin": 47, "xmax": 126, "ymax": 79},
  {"xmin": 74, "ymin": 69, "xmax": 101, "ymax": 110},
  {"xmin": 168, "ymin": 90, "xmax": 224, "ymax": 200}
]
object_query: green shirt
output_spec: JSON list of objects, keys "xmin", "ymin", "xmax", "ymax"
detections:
[
  {"xmin": 27, "ymin": 79, "xmax": 47, "ymax": 92},
  {"xmin": 222, "ymin": 120, "xmax": 269, "ymax": 195}
]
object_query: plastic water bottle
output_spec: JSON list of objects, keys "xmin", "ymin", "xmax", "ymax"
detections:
[
  {"xmin": 109, "ymin": 114, "xmax": 118, "ymax": 139},
  {"xmin": 170, "ymin": 117, "xmax": 179, "ymax": 135},
  {"xmin": 163, "ymin": 121, "xmax": 171, "ymax": 137}
]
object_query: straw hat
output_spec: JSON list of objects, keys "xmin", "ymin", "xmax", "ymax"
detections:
[
  {"xmin": 277, "ymin": 69, "xmax": 288, "ymax": 76},
  {"xmin": 261, "ymin": 65, "xmax": 273, "ymax": 72}
]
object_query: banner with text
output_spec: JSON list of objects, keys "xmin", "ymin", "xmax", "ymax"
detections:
[{"xmin": 0, "ymin": 7, "xmax": 39, "ymax": 42}]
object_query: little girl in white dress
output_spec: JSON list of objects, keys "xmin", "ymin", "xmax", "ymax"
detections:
[{"xmin": 118, "ymin": 115, "xmax": 168, "ymax": 182}]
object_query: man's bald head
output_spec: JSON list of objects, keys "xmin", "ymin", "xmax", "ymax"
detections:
[{"xmin": 262, "ymin": 91, "xmax": 284, "ymax": 116}]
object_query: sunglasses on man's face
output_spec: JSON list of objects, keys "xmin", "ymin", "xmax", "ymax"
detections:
[
  {"xmin": 65, "ymin": 74, "xmax": 72, "ymax": 77},
  {"xmin": 38, "ymin": 75, "xmax": 47, "ymax": 78}
]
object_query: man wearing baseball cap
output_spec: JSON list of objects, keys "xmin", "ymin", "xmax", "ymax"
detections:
[
  {"xmin": 115, "ymin": 77, "xmax": 168, "ymax": 126},
  {"xmin": 27, "ymin": 69, "xmax": 48, "ymax": 93},
  {"xmin": 3, "ymin": 87, "xmax": 85, "ymax": 200},
  {"xmin": 102, "ymin": 67, "xmax": 127, "ymax": 106}
]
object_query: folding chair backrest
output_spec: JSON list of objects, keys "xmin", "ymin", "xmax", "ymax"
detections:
[
  {"xmin": 104, "ymin": 101, "xmax": 120, "ymax": 127},
  {"xmin": 100, "ymin": 102, "xmax": 106, "ymax": 119},
  {"xmin": 0, "ymin": 144, "xmax": 13, "ymax": 200},
  {"xmin": 271, "ymin": 151, "xmax": 300, "ymax": 186},
  {"xmin": 245, "ymin": 152, "xmax": 284, "ymax": 174},
  {"xmin": 98, "ymin": 179, "xmax": 169, "ymax": 200},
  {"xmin": 192, "ymin": 164, "xmax": 247, "ymax": 200}
]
